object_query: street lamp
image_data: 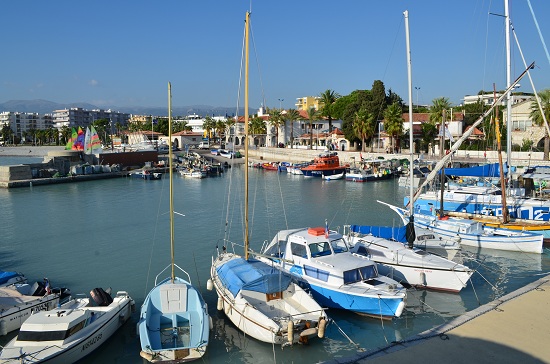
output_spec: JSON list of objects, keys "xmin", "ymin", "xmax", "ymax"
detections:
[{"xmin": 278, "ymin": 98, "xmax": 284, "ymax": 111}]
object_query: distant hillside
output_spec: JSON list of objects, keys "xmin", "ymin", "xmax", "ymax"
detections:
[{"xmin": 0, "ymin": 99, "xmax": 245, "ymax": 117}]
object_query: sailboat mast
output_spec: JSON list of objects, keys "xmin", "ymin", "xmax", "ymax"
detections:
[
  {"xmin": 244, "ymin": 12, "xmax": 250, "ymax": 260},
  {"xmin": 168, "ymin": 82, "xmax": 175, "ymax": 282},
  {"xmin": 404, "ymin": 10, "xmax": 414, "ymax": 216},
  {"xmin": 505, "ymin": 0, "xmax": 512, "ymax": 185},
  {"xmin": 494, "ymin": 85, "xmax": 509, "ymax": 223}
]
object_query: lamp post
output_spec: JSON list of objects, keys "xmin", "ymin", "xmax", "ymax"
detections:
[
  {"xmin": 278, "ymin": 98, "xmax": 284, "ymax": 111},
  {"xmin": 414, "ymin": 87, "xmax": 420, "ymax": 110}
]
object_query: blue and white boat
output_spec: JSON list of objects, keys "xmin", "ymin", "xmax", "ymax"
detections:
[
  {"xmin": 387, "ymin": 203, "xmax": 544, "ymax": 254},
  {"xmin": 0, "ymin": 271, "xmax": 26, "ymax": 287},
  {"xmin": 259, "ymin": 227, "xmax": 407, "ymax": 319},
  {"xmin": 138, "ymin": 83, "xmax": 210, "ymax": 363}
]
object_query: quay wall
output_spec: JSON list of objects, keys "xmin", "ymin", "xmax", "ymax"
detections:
[{"xmin": 246, "ymin": 147, "xmax": 550, "ymax": 167}]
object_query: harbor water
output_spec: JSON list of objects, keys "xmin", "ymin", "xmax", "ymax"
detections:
[{"xmin": 0, "ymin": 159, "xmax": 548, "ymax": 363}]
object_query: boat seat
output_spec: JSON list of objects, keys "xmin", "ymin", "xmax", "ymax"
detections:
[{"xmin": 159, "ymin": 284, "xmax": 188, "ymax": 313}]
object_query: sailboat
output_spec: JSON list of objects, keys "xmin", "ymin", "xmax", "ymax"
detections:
[
  {"xmin": 208, "ymin": 12, "xmax": 328, "ymax": 346},
  {"xmin": 137, "ymin": 82, "xmax": 210, "ymax": 363},
  {"xmin": 84, "ymin": 126, "xmax": 103, "ymax": 155}
]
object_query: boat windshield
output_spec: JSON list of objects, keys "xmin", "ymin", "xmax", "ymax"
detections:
[
  {"xmin": 330, "ymin": 238, "xmax": 349, "ymax": 253},
  {"xmin": 17, "ymin": 319, "xmax": 86, "ymax": 342},
  {"xmin": 343, "ymin": 265, "xmax": 378, "ymax": 284},
  {"xmin": 308, "ymin": 242, "xmax": 332, "ymax": 258}
]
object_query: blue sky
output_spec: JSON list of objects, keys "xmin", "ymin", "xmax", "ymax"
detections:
[{"xmin": 2, "ymin": 0, "xmax": 550, "ymax": 112}]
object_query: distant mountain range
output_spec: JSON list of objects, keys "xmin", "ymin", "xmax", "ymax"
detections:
[{"xmin": 0, "ymin": 99, "xmax": 244, "ymax": 117}]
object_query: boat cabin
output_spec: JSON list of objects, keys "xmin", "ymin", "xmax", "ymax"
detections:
[
  {"xmin": 263, "ymin": 228, "xmax": 382, "ymax": 286},
  {"xmin": 15, "ymin": 300, "xmax": 98, "ymax": 346}
]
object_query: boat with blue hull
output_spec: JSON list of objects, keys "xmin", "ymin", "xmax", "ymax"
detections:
[{"xmin": 259, "ymin": 227, "xmax": 406, "ymax": 319}]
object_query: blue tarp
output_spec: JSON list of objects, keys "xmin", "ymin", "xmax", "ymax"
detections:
[
  {"xmin": 437, "ymin": 163, "xmax": 506, "ymax": 177},
  {"xmin": 216, "ymin": 257, "xmax": 292, "ymax": 297},
  {"xmin": 0, "ymin": 271, "xmax": 20, "ymax": 285},
  {"xmin": 349, "ymin": 225, "xmax": 407, "ymax": 243}
]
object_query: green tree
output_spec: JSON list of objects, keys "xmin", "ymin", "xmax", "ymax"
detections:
[
  {"xmin": 307, "ymin": 107, "xmax": 318, "ymax": 149},
  {"xmin": 285, "ymin": 109, "xmax": 300, "ymax": 148},
  {"xmin": 368, "ymin": 80, "xmax": 387, "ymax": 122},
  {"xmin": 420, "ymin": 122, "xmax": 438, "ymax": 153},
  {"xmin": 202, "ymin": 116, "xmax": 216, "ymax": 140},
  {"xmin": 1, "ymin": 124, "xmax": 14, "ymax": 145},
  {"xmin": 383, "ymin": 102, "xmax": 404, "ymax": 150},
  {"xmin": 530, "ymin": 89, "xmax": 550, "ymax": 160},
  {"xmin": 249, "ymin": 116, "xmax": 266, "ymax": 146},
  {"xmin": 268, "ymin": 109, "xmax": 284, "ymax": 146},
  {"xmin": 429, "ymin": 97, "xmax": 452, "ymax": 124},
  {"xmin": 353, "ymin": 108, "xmax": 375, "ymax": 152},
  {"xmin": 318, "ymin": 89, "xmax": 340, "ymax": 135}
]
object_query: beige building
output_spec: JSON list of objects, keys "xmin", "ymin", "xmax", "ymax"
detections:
[{"xmin": 503, "ymin": 100, "xmax": 545, "ymax": 147}]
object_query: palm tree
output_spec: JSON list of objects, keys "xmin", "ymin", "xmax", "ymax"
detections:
[
  {"xmin": 429, "ymin": 97, "xmax": 452, "ymax": 124},
  {"xmin": 353, "ymin": 108, "xmax": 375, "ymax": 152},
  {"xmin": 383, "ymin": 102, "xmax": 404, "ymax": 151},
  {"xmin": 307, "ymin": 107, "xmax": 318, "ymax": 149},
  {"xmin": 268, "ymin": 109, "xmax": 284, "ymax": 147},
  {"xmin": 249, "ymin": 116, "xmax": 266, "ymax": 147},
  {"xmin": 530, "ymin": 89, "xmax": 550, "ymax": 160},
  {"xmin": 215, "ymin": 119, "xmax": 226, "ymax": 144},
  {"xmin": 202, "ymin": 116, "xmax": 216, "ymax": 140},
  {"xmin": 319, "ymin": 89, "xmax": 340, "ymax": 135},
  {"xmin": 285, "ymin": 109, "xmax": 300, "ymax": 149}
]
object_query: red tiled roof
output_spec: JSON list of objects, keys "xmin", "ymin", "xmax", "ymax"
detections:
[{"xmin": 464, "ymin": 125, "xmax": 484, "ymax": 136}]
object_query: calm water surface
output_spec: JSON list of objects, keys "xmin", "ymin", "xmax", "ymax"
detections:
[{"xmin": 0, "ymin": 163, "xmax": 548, "ymax": 363}]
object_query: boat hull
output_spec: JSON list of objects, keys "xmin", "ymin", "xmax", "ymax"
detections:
[
  {"xmin": 302, "ymin": 167, "xmax": 346, "ymax": 178},
  {"xmin": 210, "ymin": 253, "xmax": 325, "ymax": 345},
  {"xmin": 138, "ymin": 277, "xmax": 210, "ymax": 363},
  {"xmin": 0, "ymin": 293, "xmax": 133, "ymax": 364}
]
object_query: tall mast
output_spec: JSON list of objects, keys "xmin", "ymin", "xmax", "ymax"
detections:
[
  {"xmin": 168, "ymin": 82, "xmax": 175, "ymax": 282},
  {"xmin": 494, "ymin": 85, "xmax": 509, "ymax": 223},
  {"xmin": 404, "ymin": 10, "xmax": 416, "ymax": 249},
  {"xmin": 404, "ymin": 10, "xmax": 414, "ymax": 215},
  {"xmin": 505, "ymin": 0, "xmax": 512, "ymax": 184},
  {"xmin": 244, "ymin": 12, "xmax": 250, "ymax": 260}
]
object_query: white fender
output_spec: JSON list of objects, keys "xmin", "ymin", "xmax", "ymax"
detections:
[
  {"xmin": 287, "ymin": 321, "xmax": 294, "ymax": 343},
  {"xmin": 0, "ymin": 320, "xmax": 6, "ymax": 336},
  {"xmin": 318, "ymin": 318, "xmax": 327, "ymax": 338},
  {"xmin": 217, "ymin": 297, "xmax": 223, "ymax": 311},
  {"xmin": 206, "ymin": 279, "xmax": 213, "ymax": 291}
]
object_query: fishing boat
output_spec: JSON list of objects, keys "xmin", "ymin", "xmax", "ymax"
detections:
[
  {"xmin": 208, "ymin": 12, "xmax": 328, "ymax": 346},
  {"xmin": 388, "ymin": 203, "xmax": 543, "ymax": 254},
  {"xmin": 180, "ymin": 168, "xmax": 207, "ymax": 179},
  {"xmin": 343, "ymin": 225, "xmax": 474, "ymax": 292},
  {"xmin": 287, "ymin": 162, "xmax": 309, "ymax": 175},
  {"xmin": 0, "ymin": 280, "xmax": 71, "ymax": 336},
  {"xmin": 0, "ymin": 288, "xmax": 134, "ymax": 363},
  {"xmin": 129, "ymin": 169, "xmax": 162, "ymax": 180},
  {"xmin": 259, "ymin": 226, "xmax": 406, "ymax": 319},
  {"xmin": 345, "ymin": 160, "xmax": 394, "ymax": 182},
  {"xmin": 138, "ymin": 83, "xmax": 211, "ymax": 363},
  {"xmin": 300, "ymin": 152, "xmax": 347, "ymax": 178}
]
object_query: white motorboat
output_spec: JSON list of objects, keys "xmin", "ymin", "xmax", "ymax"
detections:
[
  {"xmin": 259, "ymin": 227, "xmax": 407, "ymax": 319},
  {"xmin": 322, "ymin": 172, "xmax": 344, "ymax": 181},
  {"xmin": 138, "ymin": 83, "xmax": 211, "ymax": 363},
  {"xmin": 0, "ymin": 281, "xmax": 70, "ymax": 336},
  {"xmin": 0, "ymin": 271, "xmax": 26, "ymax": 287},
  {"xmin": 0, "ymin": 288, "xmax": 134, "ymax": 364},
  {"xmin": 343, "ymin": 225, "xmax": 474, "ymax": 292},
  {"xmin": 208, "ymin": 12, "xmax": 328, "ymax": 346}
]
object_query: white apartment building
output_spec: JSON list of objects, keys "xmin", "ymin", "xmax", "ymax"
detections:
[
  {"xmin": 0, "ymin": 111, "xmax": 54, "ymax": 140},
  {"xmin": 52, "ymin": 108, "xmax": 130, "ymax": 129},
  {"xmin": 463, "ymin": 93, "xmax": 534, "ymax": 106}
]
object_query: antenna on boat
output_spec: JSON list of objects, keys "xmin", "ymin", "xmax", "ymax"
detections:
[
  {"xmin": 404, "ymin": 10, "xmax": 416, "ymax": 249},
  {"xmin": 168, "ymin": 81, "xmax": 175, "ymax": 282}
]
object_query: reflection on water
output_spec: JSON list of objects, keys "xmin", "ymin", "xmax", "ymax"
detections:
[{"xmin": 0, "ymin": 165, "xmax": 548, "ymax": 363}]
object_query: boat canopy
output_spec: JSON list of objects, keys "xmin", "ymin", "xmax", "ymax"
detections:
[
  {"xmin": 349, "ymin": 225, "xmax": 407, "ymax": 244},
  {"xmin": 0, "ymin": 271, "xmax": 20, "ymax": 285},
  {"xmin": 216, "ymin": 258, "xmax": 292, "ymax": 297},
  {"xmin": 437, "ymin": 163, "xmax": 506, "ymax": 177}
]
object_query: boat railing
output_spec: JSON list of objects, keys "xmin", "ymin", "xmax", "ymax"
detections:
[{"xmin": 154, "ymin": 264, "xmax": 192, "ymax": 286}]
